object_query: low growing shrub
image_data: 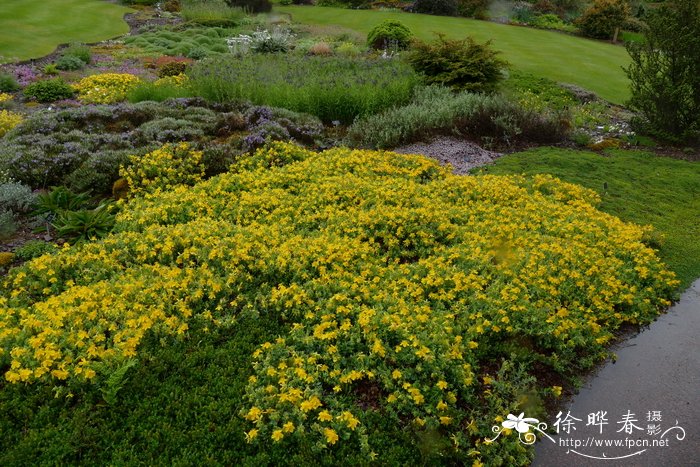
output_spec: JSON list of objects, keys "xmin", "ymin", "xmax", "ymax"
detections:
[
  {"xmin": 73, "ymin": 74, "xmax": 143, "ymax": 104},
  {"xmin": 0, "ymin": 74, "xmax": 20, "ymax": 93},
  {"xmin": 0, "ymin": 142, "xmax": 678, "ymax": 465},
  {"xmin": 366, "ymin": 19, "xmax": 413, "ymax": 50},
  {"xmin": 0, "ymin": 181, "xmax": 36, "ymax": 213},
  {"xmin": 23, "ymin": 78, "xmax": 75, "ymax": 102},
  {"xmin": 408, "ymin": 34, "xmax": 506, "ymax": 93},
  {"xmin": 13, "ymin": 240, "xmax": 58, "ymax": 261},
  {"xmin": 346, "ymin": 85, "xmax": 569, "ymax": 148},
  {"xmin": 55, "ymin": 55, "xmax": 86, "ymax": 71}
]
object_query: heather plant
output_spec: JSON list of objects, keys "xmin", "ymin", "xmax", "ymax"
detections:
[
  {"xmin": 189, "ymin": 55, "xmax": 419, "ymax": 123},
  {"xmin": 124, "ymin": 26, "xmax": 233, "ymax": 58}
]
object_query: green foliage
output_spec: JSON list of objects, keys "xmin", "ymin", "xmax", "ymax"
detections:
[
  {"xmin": 100, "ymin": 359, "xmax": 138, "ymax": 406},
  {"xmin": 188, "ymin": 55, "xmax": 419, "ymax": 123},
  {"xmin": 0, "ymin": 73, "xmax": 20, "ymax": 93},
  {"xmin": 52, "ymin": 203, "xmax": 115, "ymax": 242},
  {"xmin": 23, "ymin": 78, "xmax": 75, "ymax": 103},
  {"xmin": 413, "ymin": 0, "xmax": 459, "ymax": 16},
  {"xmin": 123, "ymin": 26, "xmax": 234, "ymax": 58},
  {"xmin": 157, "ymin": 60, "xmax": 189, "ymax": 78},
  {"xmin": 0, "ymin": 209, "xmax": 16, "ymax": 240},
  {"xmin": 531, "ymin": 13, "xmax": 577, "ymax": 32},
  {"xmin": 34, "ymin": 186, "xmax": 93, "ymax": 217},
  {"xmin": 346, "ymin": 85, "xmax": 570, "ymax": 148},
  {"xmin": 12, "ymin": 240, "xmax": 58, "ymax": 261},
  {"xmin": 366, "ymin": 19, "xmax": 413, "ymax": 50},
  {"xmin": 62, "ymin": 43, "xmax": 92, "ymax": 64},
  {"xmin": 407, "ymin": 34, "xmax": 506, "ymax": 92},
  {"xmin": 127, "ymin": 82, "xmax": 194, "ymax": 103},
  {"xmin": 180, "ymin": 0, "xmax": 246, "ymax": 26},
  {"xmin": 55, "ymin": 55, "xmax": 86, "ymax": 71},
  {"xmin": 625, "ymin": 0, "xmax": 700, "ymax": 142},
  {"xmin": 577, "ymin": 0, "xmax": 631, "ymax": 39},
  {"xmin": 479, "ymin": 147, "xmax": 700, "ymax": 289},
  {"xmin": 0, "ymin": 181, "xmax": 36, "ymax": 214},
  {"xmin": 225, "ymin": 0, "xmax": 272, "ymax": 13}
]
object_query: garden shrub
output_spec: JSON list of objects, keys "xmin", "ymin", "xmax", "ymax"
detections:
[
  {"xmin": 52, "ymin": 203, "xmax": 116, "ymax": 243},
  {"xmin": 157, "ymin": 60, "xmax": 190, "ymax": 78},
  {"xmin": 23, "ymin": 78, "xmax": 75, "ymax": 102},
  {"xmin": 0, "ymin": 251, "xmax": 14, "ymax": 267},
  {"xmin": 73, "ymin": 74, "xmax": 143, "ymax": 104},
  {"xmin": 346, "ymin": 86, "xmax": 569, "ymax": 148},
  {"xmin": 457, "ymin": 0, "xmax": 490, "ymax": 18},
  {"xmin": 0, "ymin": 181, "xmax": 36, "ymax": 213},
  {"xmin": 308, "ymin": 42, "xmax": 333, "ymax": 56},
  {"xmin": 366, "ymin": 20, "xmax": 413, "ymax": 50},
  {"xmin": 189, "ymin": 55, "xmax": 418, "ymax": 123},
  {"xmin": 0, "ymin": 110, "xmax": 22, "ymax": 137},
  {"xmin": 62, "ymin": 43, "xmax": 92, "ymax": 65},
  {"xmin": 249, "ymin": 27, "xmax": 295, "ymax": 54},
  {"xmin": 407, "ymin": 34, "xmax": 506, "ymax": 93},
  {"xmin": 577, "ymin": 0, "xmax": 631, "ymax": 40},
  {"xmin": 55, "ymin": 55, "xmax": 86, "ymax": 71},
  {"xmin": 0, "ymin": 143, "xmax": 678, "ymax": 465},
  {"xmin": 0, "ymin": 73, "xmax": 20, "ymax": 93},
  {"xmin": 412, "ymin": 0, "xmax": 459, "ymax": 16},
  {"xmin": 625, "ymin": 0, "xmax": 700, "ymax": 142},
  {"xmin": 0, "ymin": 209, "xmax": 15, "ymax": 239}
]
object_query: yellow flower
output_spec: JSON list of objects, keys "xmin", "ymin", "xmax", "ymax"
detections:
[
  {"xmin": 271, "ymin": 429, "xmax": 284, "ymax": 442},
  {"xmin": 245, "ymin": 429, "xmax": 258, "ymax": 442},
  {"xmin": 440, "ymin": 416, "xmax": 452, "ymax": 425},
  {"xmin": 324, "ymin": 428, "xmax": 339, "ymax": 445},
  {"xmin": 300, "ymin": 396, "xmax": 322, "ymax": 412},
  {"xmin": 282, "ymin": 421, "xmax": 295, "ymax": 433},
  {"xmin": 318, "ymin": 410, "xmax": 333, "ymax": 422},
  {"xmin": 552, "ymin": 386, "xmax": 562, "ymax": 397},
  {"xmin": 437, "ymin": 380, "xmax": 448, "ymax": 390}
]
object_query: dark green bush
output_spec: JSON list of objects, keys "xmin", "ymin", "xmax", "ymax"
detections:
[
  {"xmin": 458, "ymin": 0, "xmax": 490, "ymax": 18},
  {"xmin": 52, "ymin": 203, "xmax": 115, "ymax": 243},
  {"xmin": 413, "ymin": 0, "xmax": 459, "ymax": 16},
  {"xmin": 625, "ymin": 0, "xmax": 700, "ymax": 142},
  {"xmin": 366, "ymin": 20, "xmax": 413, "ymax": 50},
  {"xmin": 407, "ymin": 34, "xmax": 507, "ymax": 93},
  {"xmin": 0, "ymin": 73, "xmax": 20, "ymax": 93},
  {"xmin": 158, "ymin": 60, "xmax": 189, "ymax": 77},
  {"xmin": 23, "ymin": 78, "xmax": 75, "ymax": 102},
  {"xmin": 55, "ymin": 55, "xmax": 86, "ymax": 71},
  {"xmin": 577, "ymin": 0, "xmax": 631, "ymax": 40},
  {"xmin": 225, "ymin": 0, "xmax": 271, "ymax": 13}
]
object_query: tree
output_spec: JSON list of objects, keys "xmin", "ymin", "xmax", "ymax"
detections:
[{"xmin": 625, "ymin": 0, "xmax": 700, "ymax": 141}]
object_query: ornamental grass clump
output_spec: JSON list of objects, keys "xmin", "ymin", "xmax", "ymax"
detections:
[
  {"xmin": 73, "ymin": 73, "xmax": 143, "ymax": 104},
  {"xmin": 0, "ymin": 142, "xmax": 678, "ymax": 464}
]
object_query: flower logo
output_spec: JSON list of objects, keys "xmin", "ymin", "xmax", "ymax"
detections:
[{"xmin": 503, "ymin": 412, "xmax": 540, "ymax": 433}]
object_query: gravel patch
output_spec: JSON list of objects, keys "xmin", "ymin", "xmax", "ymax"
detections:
[{"xmin": 393, "ymin": 137, "xmax": 502, "ymax": 175}]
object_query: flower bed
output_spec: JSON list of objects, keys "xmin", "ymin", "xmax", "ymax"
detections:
[{"xmin": 0, "ymin": 143, "xmax": 677, "ymax": 464}]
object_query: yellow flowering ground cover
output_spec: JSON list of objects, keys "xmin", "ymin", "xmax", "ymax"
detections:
[
  {"xmin": 72, "ymin": 73, "xmax": 142, "ymax": 104},
  {"xmin": 0, "ymin": 110, "xmax": 22, "ymax": 137},
  {"xmin": 0, "ymin": 143, "xmax": 677, "ymax": 463}
]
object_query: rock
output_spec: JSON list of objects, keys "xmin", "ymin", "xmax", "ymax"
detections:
[{"xmin": 393, "ymin": 137, "xmax": 502, "ymax": 175}]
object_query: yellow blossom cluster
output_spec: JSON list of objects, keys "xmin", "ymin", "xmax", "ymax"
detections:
[
  {"xmin": 153, "ymin": 73, "xmax": 189, "ymax": 88},
  {"xmin": 0, "ymin": 93, "xmax": 12, "ymax": 103},
  {"xmin": 0, "ymin": 142, "xmax": 677, "ymax": 455},
  {"xmin": 72, "ymin": 73, "xmax": 142, "ymax": 104},
  {"xmin": 0, "ymin": 110, "xmax": 22, "ymax": 137},
  {"xmin": 119, "ymin": 142, "xmax": 205, "ymax": 196}
]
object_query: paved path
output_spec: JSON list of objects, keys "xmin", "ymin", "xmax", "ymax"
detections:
[{"xmin": 533, "ymin": 279, "xmax": 700, "ymax": 466}]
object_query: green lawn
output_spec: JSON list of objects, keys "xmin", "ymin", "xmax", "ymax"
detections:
[
  {"xmin": 0, "ymin": 0, "xmax": 133, "ymax": 63},
  {"xmin": 476, "ymin": 148, "xmax": 700, "ymax": 290},
  {"xmin": 276, "ymin": 6, "xmax": 632, "ymax": 104}
]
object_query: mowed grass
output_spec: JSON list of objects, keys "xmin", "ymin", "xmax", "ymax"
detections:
[
  {"xmin": 275, "ymin": 6, "xmax": 631, "ymax": 103},
  {"xmin": 475, "ymin": 148, "xmax": 700, "ymax": 289},
  {"xmin": 0, "ymin": 0, "xmax": 133, "ymax": 63}
]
